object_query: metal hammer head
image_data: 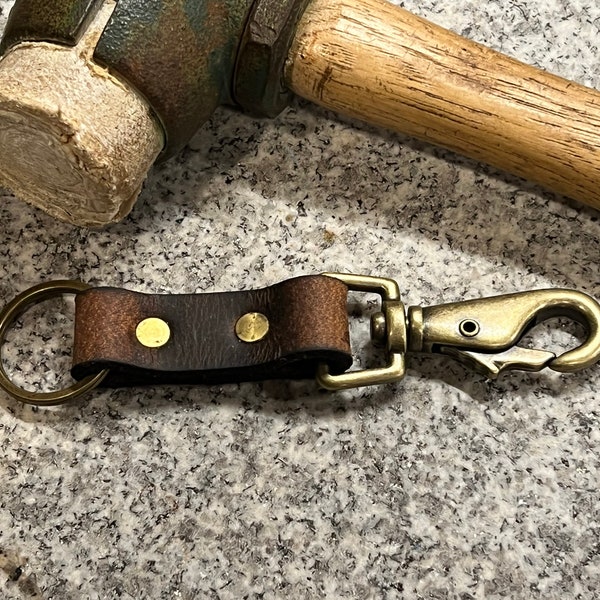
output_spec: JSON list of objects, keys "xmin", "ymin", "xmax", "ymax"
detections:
[{"xmin": 0, "ymin": 0, "xmax": 308, "ymax": 226}]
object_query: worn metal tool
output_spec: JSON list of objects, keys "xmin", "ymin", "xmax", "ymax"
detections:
[
  {"xmin": 0, "ymin": 0, "xmax": 599, "ymax": 226},
  {"xmin": 0, "ymin": 274, "xmax": 598, "ymax": 405}
]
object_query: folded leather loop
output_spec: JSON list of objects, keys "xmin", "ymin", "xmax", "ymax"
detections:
[{"xmin": 71, "ymin": 275, "xmax": 352, "ymax": 387}]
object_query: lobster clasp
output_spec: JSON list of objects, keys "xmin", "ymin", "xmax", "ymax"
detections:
[{"xmin": 408, "ymin": 289, "xmax": 600, "ymax": 379}]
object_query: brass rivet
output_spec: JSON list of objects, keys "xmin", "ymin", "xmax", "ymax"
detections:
[
  {"xmin": 136, "ymin": 317, "xmax": 171, "ymax": 348},
  {"xmin": 235, "ymin": 312, "xmax": 269, "ymax": 343},
  {"xmin": 459, "ymin": 319, "xmax": 480, "ymax": 338}
]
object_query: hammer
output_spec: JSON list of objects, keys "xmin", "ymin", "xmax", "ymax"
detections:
[{"xmin": 0, "ymin": 0, "xmax": 598, "ymax": 226}]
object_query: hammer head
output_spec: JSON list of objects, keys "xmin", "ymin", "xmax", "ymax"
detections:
[
  {"xmin": 0, "ymin": 1, "xmax": 163, "ymax": 226},
  {"xmin": 0, "ymin": 47, "xmax": 164, "ymax": 227},
  {"xmin": 0, "ymin": 0, "xmax": 254, "ymax": 227}
]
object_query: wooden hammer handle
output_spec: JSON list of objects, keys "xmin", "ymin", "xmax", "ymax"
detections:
[{"xmin": 286, "ymin": 0, "xmax": 600, "ymax": 210}]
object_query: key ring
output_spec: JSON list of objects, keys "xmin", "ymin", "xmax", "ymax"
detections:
[{"xmin": 0, "ymin": 281, "xmax": 109, "ymax": 406}]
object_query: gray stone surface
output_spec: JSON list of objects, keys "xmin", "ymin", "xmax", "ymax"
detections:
[{"xmin": 0, "ymin": 0, "xmax": 599, "ymax": 598}]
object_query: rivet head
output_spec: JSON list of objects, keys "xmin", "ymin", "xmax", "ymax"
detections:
[
  {"xmin": 136, "ymin": 317, "xmax": 171, "ymax": 348},
  {"xmin": 459, "ymin": 319, "xmax": 480, "ymax": 338},
  {"xmin": 235, "ymin": 312, "xmax": 269, "ymax": 343}
]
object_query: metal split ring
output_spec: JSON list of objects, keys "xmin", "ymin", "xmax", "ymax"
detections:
[{"xmin": 0, "ymin": 281, "xmax": 108, "ymax": 406}]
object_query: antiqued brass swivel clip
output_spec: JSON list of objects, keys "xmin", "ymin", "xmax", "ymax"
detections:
[{"xmin": 317, "ymin": 273, "xmax": 600, "ymax": 390}]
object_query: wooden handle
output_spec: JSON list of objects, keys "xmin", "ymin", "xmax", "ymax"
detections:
[{"xmin": 285, "ymin": 0, "xmax": 600, "ymax": 210}]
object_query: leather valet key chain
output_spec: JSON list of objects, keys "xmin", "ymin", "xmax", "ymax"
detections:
[{"xmin": 0, "ymin": 273, "xmax": 599, "ymax": 407}]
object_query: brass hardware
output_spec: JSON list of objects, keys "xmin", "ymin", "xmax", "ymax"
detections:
[
  {"xmin": 317, "ymin": 354, "xmax": 406, "ymax": 390},
  {"xmin": 459, "ymin": 319, "xmax": 480, "ymax": 337},
  {"xmin": 441, "ymin": 346, "xmax": 558, "ymax": 379},
  {"xmin": 370, "ymin": 312, "xmax": 387, "ymax": 346},
  {"xmin": 235, "ymin": 312, "xmax": 270, "ymax": 343},
  {"xmin": 0, "ymin": 281, "xmax": 108, "ymax": 405},
  {"xmin": 406, "ymin": 289, "xmax": 600, "ymax": 377},
  {"xmin": 317, "ymin": 273, "xmax": 407, "ymax": 390},
  {"xmin": 136, "ymin": 317, "xmax": 171, "ymax": 348},
  {"xmin": 320, "ymin": 274, "xmax": 600, "ymax": 389}
]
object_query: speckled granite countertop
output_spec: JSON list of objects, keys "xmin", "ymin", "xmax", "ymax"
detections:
[{"xmin": 0, "ymin": 1, "xmax": 599, "ymax": 598}]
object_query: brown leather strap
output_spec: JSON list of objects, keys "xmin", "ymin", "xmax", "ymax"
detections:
[{"xmin": 71, "ymin": 275, "xmax": 352, "ymax": 387}]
